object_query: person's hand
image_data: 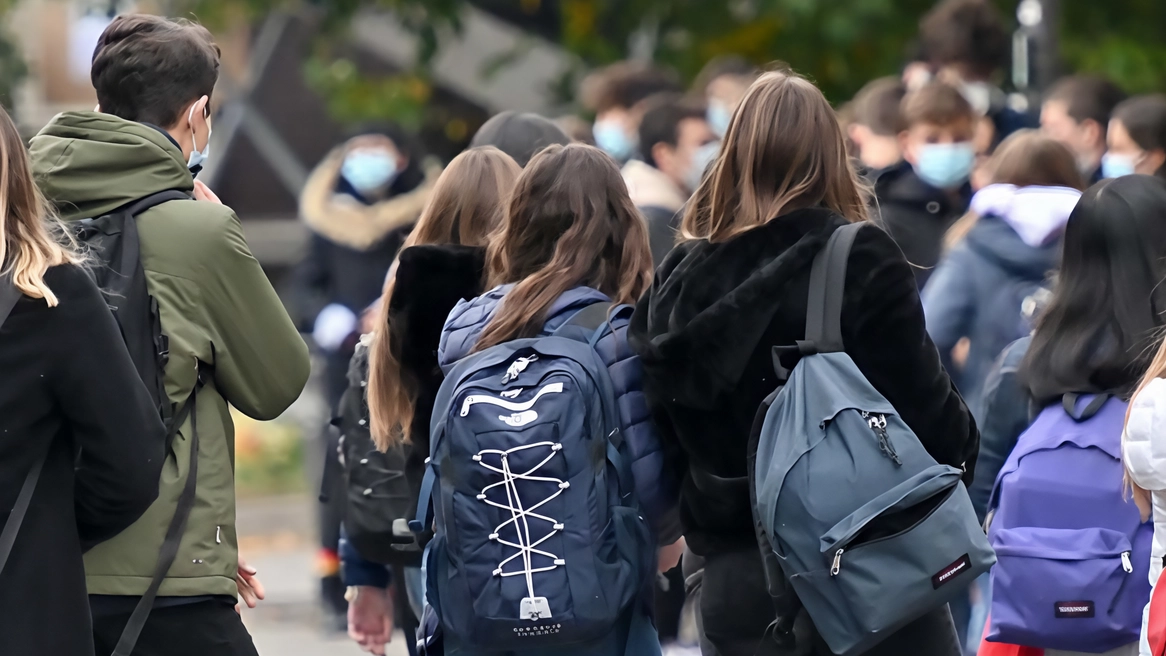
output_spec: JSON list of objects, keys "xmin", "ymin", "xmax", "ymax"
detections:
[
  {"xmin": 236, "ymin": 557, "xmax": 265, "ymax": 612},
  {"xmin": 347, "ymin": 586, "xmax": 394, "ymax": 655},
  {"xmin": 658, "ymin": 538, "xmax": 685, "ymax": 573},
  {"xmin": 193, "ymin": 179, "xmax": 222, "ymax": 204}
]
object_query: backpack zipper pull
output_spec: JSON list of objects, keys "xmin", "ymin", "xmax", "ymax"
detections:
[
  {"xmin": 1122, "ymin": 551, "xmax": 1133, "ymax": 573},
  {"xmin": 864, "ymin": 413, "xmax": 901, "ymax": 465},
  {"xmin": 831, "ymin": 548, "xmax": 844, "ymax": 576}
]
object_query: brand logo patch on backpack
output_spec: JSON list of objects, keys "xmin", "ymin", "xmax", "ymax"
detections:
[
  {"xmin": 931, "ymin": 554, "xmax": 971, "ymax": 589},
  {"xmin": 1055, "ymin": 601, "xmax": 1096, "ymax": 619}
]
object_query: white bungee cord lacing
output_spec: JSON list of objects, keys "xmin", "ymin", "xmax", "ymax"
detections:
[{"xmin": 474, "ymin": 441, "xmax": 567, "ymax": 620}]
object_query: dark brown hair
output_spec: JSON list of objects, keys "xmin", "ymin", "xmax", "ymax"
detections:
[
  {"xmin": 473, "ymin": 144, "xmax": 653, "ymax": 351},
  {"xmin": 1113, "ymin": 94, "xmax": 1166, "ymax": 178},
  {"xmin": 638, "ymin": 93, "xmax": 708, "ymax": 168},
  {"xmin": 368, "ymin": 147, "xmax": 521, "ymax": 449},
  {"xmin": 852, "ymin": 77, "xmax": 908, "ymax": 136},
  {"xmin": 92, "ymin": 15, "xmax": 221, "ymax": 128},
  {"xmin": 681, "ymin": 70, "xmax": 869, "ymax": 242},
  {"xmin": 902, "ymin": 83, "xmax": 976, "ymax": 128},
  {"xmin": 580, "ymin": 62, "xmax": 681, "ymax": 113},
  {"xmin": 1045, "ymin": 75, "xmax": 1128, "ymax": 128},
  {"xmin": 920, "ymin": 0, "xmax": 1010, "ymax": 80}
]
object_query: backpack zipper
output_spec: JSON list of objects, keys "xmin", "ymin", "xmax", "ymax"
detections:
[
  {"xmin": 831, "ymin": 548, "xmax": 844, "ymax": 576},
  {"xmin": 862, "ymin": 412, "xmax": 901, "ymax": 465},
  {"xmin": 1122, "ymin": 551, "xmax": 1133, "ymax": 573}
]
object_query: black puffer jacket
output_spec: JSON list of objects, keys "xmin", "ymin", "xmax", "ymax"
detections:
[
  {"xmin": 872, "ymin": 161, "xmax": 972, "ymax": 289},
  {"xmin": 629, "ymin": 208, "xmax": 978, "ymax": 556}
]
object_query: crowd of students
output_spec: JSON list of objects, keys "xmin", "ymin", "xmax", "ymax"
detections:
[{"xmin": 5, "ymin": 1, "xmax": 1166, "ymax": 656}]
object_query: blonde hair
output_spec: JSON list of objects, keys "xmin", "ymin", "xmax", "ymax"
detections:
[
  {"xmin": 681, "ymin": 69, "xmax": 869, "ymax": 242},
  {"xmin": 368, "ymin": 147, "xmax": 521, "ymax": 450},
  {"xmin": 0, "ymin": 105, "xmax": 80, "ymax": 305}
]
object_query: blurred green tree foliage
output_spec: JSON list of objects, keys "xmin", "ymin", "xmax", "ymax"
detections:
[{"xmin": 173, "ymin": 0, "xmax": 1166, "ymax": 124}]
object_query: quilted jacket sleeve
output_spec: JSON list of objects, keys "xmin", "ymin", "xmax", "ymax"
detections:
[
  {"xmin": 596, "ymin": 314, "xmax": 682, "ymax": 545},
  {"xmin": 1124, "ymin": 377, "xmax": 1166, "ymax": 492}
]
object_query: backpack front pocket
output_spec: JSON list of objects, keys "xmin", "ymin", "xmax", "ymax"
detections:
[
  {"xmin": 988, "ymin": 526, "xmax": 1141, "ymax": 652},
  {"xmin": 811, "ymin": 465, "xmax": 993, "ymax": 652}
]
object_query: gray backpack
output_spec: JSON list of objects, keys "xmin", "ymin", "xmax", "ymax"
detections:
[{"xmin": 750, "ymin": 223, "xmax": 994, "ymax": 656}]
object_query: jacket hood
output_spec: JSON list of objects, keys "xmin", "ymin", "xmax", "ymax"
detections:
[
  {"xmin": 969, "ymin": 184, "xmax": 1081, "ymax": 248},
  {"xmin": 438, "ymin": 285, "xmax": 609, "ymax": 370},
  {"xmin": 622, "ymin": 159, "xmax": 688, "ymax": 213},
  {"xmin": 963, "ymin": 214, "xmax": 1061, "ymax": 280},
  {"xmin": 468, "ymin": 111, "xmax": 571, "ymax": 167},
  {"xmin": 29, "ymin": 111, "xmax": 194, "ymax": 221},
  {"xmin": 300, "ymin": 148, "xmax": 440, "ymax": 251},
  {"xmin": 630, "ymin": 207, "xmax": 843, "ymax": 408}
]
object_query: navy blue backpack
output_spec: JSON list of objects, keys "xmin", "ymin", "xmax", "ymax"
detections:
[{"xmin": 412, "ymin": 304, "xmax": 653, "ymax": 651}]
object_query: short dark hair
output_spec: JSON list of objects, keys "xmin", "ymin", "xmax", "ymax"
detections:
[
  {"xmin": 469, "ymin": 111, "xmax": 571, "ymax": 167},
  {"xmin": 580, "ymin": 62, "xmax": 682, "ymax": 113},
  {"xmin": 92, "ymin": 14, "xmax": 221, "ymax": 128},
  {"xmin": 637, "ymin": 93, "xmax": 708, "ymax": 167},
  {"xmin": 902, "ymin": 83, "xmax": 976, "ymax": 128},
  {"xmin": 693, "ymin": 56, "xmax": 759, "ymax": 94},
  {"xmin": 1045, "ymin": 75, "xmax": 1128, "ymax": 128},
  {"xmin": 920, "ymin": 0, "xmax": 1010, "ymax": 80},
  {"xmin": 1113, "ymin": 94, "xmax": 1166, "ymax": 178},
  {"xmin": 851, "ymin": 77, "xmax": 908, "ymax": 136}
]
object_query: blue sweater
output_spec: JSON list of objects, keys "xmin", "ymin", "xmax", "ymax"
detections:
[{"xmin": 439, "ymin": 285, "xmax": 680, "ymax": 543}]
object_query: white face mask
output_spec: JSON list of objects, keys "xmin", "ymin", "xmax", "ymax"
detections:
[{"xmin": 187, "ymin": 102, "xmax": 212, "ymax": 174}]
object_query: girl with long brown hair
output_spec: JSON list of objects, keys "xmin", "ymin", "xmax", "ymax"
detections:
[
  {"xmin": 338, "ymin": 146, "xmax": 520, "ymax": 652},
  {"xmin": 0, "ymin": 104, "xmax": 165, "ymax": 654},
  {"xmin": 433, "ymin": 143, "xmax": 678, "ymax": 656},
  {"xmin": 629, "ymin": 70, "xmax": 976, "ymax": 655}
]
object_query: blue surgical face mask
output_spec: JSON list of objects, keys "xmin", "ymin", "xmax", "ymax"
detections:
[
  {"xmin": 913, "ymin": 142, "xmax": 976, "ymax": 189},
  {"xmin": 707, "ymin": 101, "xmax": 732, "ymax": 139},
  {"xmin": 593, "ymin": 120, "xmax": 635, "ymax": 162},
  {"xmin": 1101, "ymin": 152, "xmax": 1139, "ymax": 179},
  {"xmin": 187, "ymin": 103, "xmax": 211, "ymax": 175},
  {"xmin": 685, "ymin": 141, "xmax": 720, "ymax": 193},
  {"xmin": 341, "ymin": 150, "xmax": 400, "ymax": 194}
]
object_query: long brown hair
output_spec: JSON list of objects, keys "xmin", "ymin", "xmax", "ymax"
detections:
[
  {"xmin": 945, "ymin": 130, "xmax": 1085, "ymax": 247},
  {"xmin": 473, "ymin": 143, "xmax": 652, "ymax": 351},
  {"xmin": 0, "ymin": 105, "xmax": 80, "ymax": 304},
  {"xmin": 368, "ymin": 146, "xmax": 521, "ymax": 449},
  {"xmin": 682, "ymin": 69, "xmax": 869, "ymax": 242}
]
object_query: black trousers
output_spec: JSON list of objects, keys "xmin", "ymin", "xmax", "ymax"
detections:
[
  {"xmin": 693, "ymin": 547, "xmax": 962, "ymax": 656},
  {"xmin": 93, "ymin": 598, "xmax": 259, "ymax": 656}
]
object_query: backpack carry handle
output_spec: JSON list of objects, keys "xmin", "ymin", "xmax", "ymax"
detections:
[{"xmin": 1063, "ymin": 393, "xmax": 1111, "ymax": 422}]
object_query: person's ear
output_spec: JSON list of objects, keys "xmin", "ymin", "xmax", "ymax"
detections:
[
  {"xmin": 1080, "ymin": 119, "xmax": 1103, "ymax": 149},
  {"xmin": 899, "ymin": 130, "xmax": 916, "ymax": 165},
  {"xmin": 188, "ymin": 95, "xmax": 210, "ymax": 130},
  {"xmin": 651, "ymin": 142, "xmax": 676, "ymax": 173},
  {"xmin": 848, "ymin": 124, "xmax": 868, "ymax": 149}
]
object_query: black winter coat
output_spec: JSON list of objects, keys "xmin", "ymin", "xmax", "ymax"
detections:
[
  {"xmin": 629, "ymin": 208, "xmax": 978, "ymax": 556},
  {"xmin": 0, "ymin": 265, "xmax": 164, "ymax": 656},
  {"xmin": 872, "ymin": 161, "xmax": 972, "ymax": 289}
]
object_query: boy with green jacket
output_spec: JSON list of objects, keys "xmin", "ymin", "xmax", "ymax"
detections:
[{"xmin": 29, "ymin": 14, "xmax": 309, "ymax": 656}]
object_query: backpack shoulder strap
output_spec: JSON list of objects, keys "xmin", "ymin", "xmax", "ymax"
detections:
[
  {"xmin": 120, "ymin": 190, "xmax": 191, "ymax": 217},
  {"xmin": 1063, "ymin": 393, "xmax": 1111, "ymax": 422},
  {"xmin": 0, "ymin": 275, "xmax": 50, "ymax": 576},
  {"xmin": 553, "ymin": 302, "xmax": 613, "ymax": 336},
  {"xmin": 805, "ymin": 222, "xmax": 864, "ymax": 353}
]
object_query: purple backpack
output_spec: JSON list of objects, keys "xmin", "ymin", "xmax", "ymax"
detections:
[{"xmin": 986, "ymin": 394, "xmax": 1152, "ymax": 652}]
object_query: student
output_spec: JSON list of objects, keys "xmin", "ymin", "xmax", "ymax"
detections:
[
  {"xmin": 624, "ymin": 93, "xmax": 718, "ymax": 264},
  {"xmin": 848, "ymin": 77, "xmax": 908, "ymax": 175},
  {"xmin": 0, "ymin": 104, "xmax": 165, "ymax": 656},
  {"xmin": 1041, "ymin": 75, "xmax": 1128, "ymax": 185},
  {"xmin": 1104, "ymin": 95, "xmax": 1166, "ymax": 180},
  {"xmin": 873, "ymin": 82, "xmax": 976, "ymax": 289},
  {"xmin": 341, "ymin": 147, "xmax": 522, "ymax": 656},
  {"xmin": 29, "ymin": 15, "xmax": 310, "ymax": 656},
  {"xmin": 972, "ymin": 175, "xmax": 1166, "ymax": 656},
  {"xmin": 431, "ymin": 143, "xmax": 681, "ymax": 656},
  {"xmin": 296, "ymin": 124, "xmax": 437, "ymax": 624},
  {"xmin": 630, "ymin": 70, "xmax": 976, "ymax": 656},
  {"xmin": 919, "ymin": 0, "xmax": 1037, "ymax": 151},
  {"xmin": 692, "ymin": 56, "xmax": 759, "ymax": 138},
  {"xmin": 580, "ymin": 62, "xmax": 682, "ymax": 162},
  {"xmin": 923, "ymin": 131, "xmax": 1084, "ymax": 417}
]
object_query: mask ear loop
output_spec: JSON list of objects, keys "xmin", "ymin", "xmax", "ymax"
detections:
[{"xmin": 188, "ymin": 99, "xmax": 210, "ymax": 154}]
